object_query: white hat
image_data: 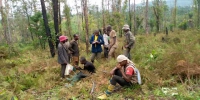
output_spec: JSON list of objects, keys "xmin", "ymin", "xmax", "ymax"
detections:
[
  {"xmin": 122, "ymin": 24, "xmax": 130, "ymax": 30},
  {"xmin": 117, "ymin": 55, "xmax": 128, "ymax": 62}
]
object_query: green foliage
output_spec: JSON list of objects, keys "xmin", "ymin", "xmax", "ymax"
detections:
[{"xmin": 178, "ymin": 20, "xmax": 188, "ymax": 30}]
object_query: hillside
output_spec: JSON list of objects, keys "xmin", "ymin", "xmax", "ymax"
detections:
[{"xmin": 0, "ymin": 29, "xmax": 200, "ymax": 99}]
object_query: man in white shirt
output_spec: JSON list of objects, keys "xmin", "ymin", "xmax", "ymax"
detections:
[{"xmin": 103, "ymin": 28, "xmax": 109, "ymax": 58}]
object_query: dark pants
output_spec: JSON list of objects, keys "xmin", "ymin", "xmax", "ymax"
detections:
[
  {"xmin": 61, "ymin": 64, "xmax": 67, "ymax": 78},
  {"xmin": 110, "ymin": 69, "xmax": 132, "ymax": 86},
  {"xmin": 104, "ymin": 47, "xmax": 109, "ymax": 58},
  {"xmin": 124, "ymin": 48, "xmax": 131, "ymax": 59}
]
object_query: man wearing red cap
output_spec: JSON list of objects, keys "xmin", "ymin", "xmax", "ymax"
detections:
[{"xmin": 58, "ymin": 35, "xmax": 70, "ymax": 78}]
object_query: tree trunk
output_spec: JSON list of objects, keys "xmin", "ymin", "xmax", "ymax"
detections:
[
  {"xmin": 52, "ymin": 0, "xmax": 59, "ymax": 48},
  {"xmin": 82, "ymin": 0, "xmax": 89, "ymax": 54},
  {"xmin": 58, "ymin": 1, "xmax": 62, "ymax": 33},
  {"xmin": 75, "ymin": 0, "xmax": 81, "ymax": 34},
  {"xmin": 102, "ymin": 0, "xmax": 105, "ymax": 28},
  {"xmin": 153, "ymin": 1, "xmax": 160, "ymax": 33},
  {"xmin": 129, "ymin": 0, "xmax": 132, "ymax": 31},
  {"xmin": 198, "ymin": 0, "xmax": 200, "ymax": 27},
  {"xmin": 22, "ymin": 0, "xmax": 34, "ymax": 41},
  {"xmin": 40, "ymin": 0, "xmax": 55, "ymax": 57},
  {"xmin": 145, "ymin": 0, "xmax": 149, "ymax": 35},
  {"xmin": 64, "ymin": 3, "xmax": 72, "ymax": 40},
  {"xmin": 133, "ymin": 0, "xmax": 136, "ymax": 35},
  {"xmin": 173, "ymin": 0, "xmax": 177, "ymax": 28}
]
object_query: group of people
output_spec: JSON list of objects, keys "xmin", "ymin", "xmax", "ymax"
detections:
[{"xmin": 57, "ymin": 24, "xmax": 139, "ymax": 99}]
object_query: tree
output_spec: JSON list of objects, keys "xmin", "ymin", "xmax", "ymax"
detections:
[
  {"xmin": 196, "ymin": 0, "xmax": 200, "ymax": 27},
  {"xmin": 145, "ymin": 0, "xmax": 149, "ymax": 35},
  {"xmin": 52, "ymin": 0, "xmax": 59, "ymax": 48},
  {"xmin": 173, "ymin": 0, "xmax": 177, "ymax": 28},
  {"xmin": 102, "ymin": 0, "xmax": 105, "ymax": 28},
  {"xmin": 40, "ymin": 0, "xmax": 55, "ymax": 57},
  {"xmin": 63, "ymin": 3, "xmax": 72, "ymax": 39},
  {"xmin": 82, "ymin": 0, "xmax": 89, "ymax": 54},
  {"xmin": 128, "ymin": 0, "xmax": 132, "ymax": 31},
  {"xmin": 0, "ymin": 0, "xmax": 11, "ymax": 44},
  {"xmin": 22, "ymin": 0, "xmax": 34, "ymax": 41},
  {"xmin": 133, "ymin": 0, "xmax": 136, "ymax": 35}
]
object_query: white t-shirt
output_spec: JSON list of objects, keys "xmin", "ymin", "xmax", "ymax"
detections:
[{"xmin": 103, "ymin": 34, "xmax": 109, "ymax": 46}]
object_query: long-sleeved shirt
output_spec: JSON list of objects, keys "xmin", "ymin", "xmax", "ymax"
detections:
[{"xmin": 58, "ymin": 43, "xmax": 69, "ymax": 64}]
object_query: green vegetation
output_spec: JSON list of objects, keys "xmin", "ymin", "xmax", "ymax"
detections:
[{"xmin": 1, "ymin": 29, "xmax": 200, "ymax": 99}]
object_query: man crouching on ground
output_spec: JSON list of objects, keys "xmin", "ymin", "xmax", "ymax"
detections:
[{"xmin": 97, "ymin": 55, "xmax": 141, "ymax": 99}]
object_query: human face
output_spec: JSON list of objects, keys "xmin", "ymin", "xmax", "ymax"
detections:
[
  {"xmin": 75, "ymin": 35, "xmax": 79, "ymax": 40},
  {"xmin": 119, "ymin": 60, "xmax": 127, "ymax": 66},
  {"xmin": 95, "ymin": 32, "xmax": 99, "ymax": 36}
]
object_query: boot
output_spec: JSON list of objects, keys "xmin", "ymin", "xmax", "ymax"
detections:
[{"xmin": 97, "ymin": 84, "xmax": 115, "ymax": 99}]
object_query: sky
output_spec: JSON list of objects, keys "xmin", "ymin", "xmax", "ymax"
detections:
[{"xmin": 62, "ymin": 0, "xmax": 151, "ymax": 14}]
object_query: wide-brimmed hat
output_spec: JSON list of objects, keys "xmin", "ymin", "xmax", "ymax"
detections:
[
  {"xmin": 122, "ymin": 24, "xmax": 130, "ymax": 30},
  {"xmin": 59, "ymin": 35, "xmax": 68, "ymax": 42}
]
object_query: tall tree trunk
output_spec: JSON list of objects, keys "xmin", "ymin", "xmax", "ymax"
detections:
[
  {"xmin": 173, "ymin": 0, "xmax": 177, "ymax": 28},
  {"xmin": 58, "ymin": 1, "xmax": 62, "ymax": 33},
  {"xmin": 52, "ymin": 0, "xmax": 59, "ymax": 48},
  {"xmin": 75, "ymin": 0, "xmax": 81, "ymax": 34},
  {"xmin": 133, "ymin": 0, "xmax": 136, "ymax": 35},
  {"xmin": 129, "ymin": 0, "xmax": 132, "ymax": 31},
  {"xmin": 40, "ymin": 0, "xmax": 55, "ymax": 57},
  {"xmin": 102, "ymin": 0, "xmax": 105, "ymax": 28},
  {"xmin": 153, "ymin": 0, "xmax": 160, "ymax": 33},
  {"xmin": 82, "ymin": 0, "xmax": 89, "ymax": 54},
  {"xmin": 0, "ymin": 0, "xmax": 9, "ymax": 44},
  {"xmin": 64, "ymin": 3, "xmax": 72, "ymax": 39},
  {"xmin": 198, "ymin": 0, "xmax": 200, "ymax": 27},
  {"xmin": 145, "ymin": 0, "xmax": 149, "ymax": 35},
  {"xmin": 22, "ymin": 0, "xmax": 34, "ymax": 41}
]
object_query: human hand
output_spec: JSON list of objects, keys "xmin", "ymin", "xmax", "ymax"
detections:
[
  {"xmin": 116, "ymin": 64, "xmax": 122, "ymax": 69},
  {"xmin": 92, "ymin": 41, "xmax": 96, "ymax": 44}
]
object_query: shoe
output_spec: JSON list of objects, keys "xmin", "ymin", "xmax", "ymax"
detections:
[{"xmin": 97, "ymin": 94, "xmax": 108, "ymax": 99}]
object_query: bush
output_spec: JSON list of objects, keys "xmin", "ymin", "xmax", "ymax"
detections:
[{"xmin": 178, "ymin": 20, "xmax": 187, "ymax": 30}]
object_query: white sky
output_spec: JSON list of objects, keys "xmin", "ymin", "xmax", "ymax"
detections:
[{"xmin": 62, "ymin": 0, "xmax": 151, "ymax": 14}]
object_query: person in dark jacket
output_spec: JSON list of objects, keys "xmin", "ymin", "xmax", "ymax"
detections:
[
  {"xmin": 122, "ymin": 24, "xmax": 135, "ymax": 59},
  {"xmin": 69, "ymin": 34, "xmax": 79, "ymax": 69},
  {"xmin": 80, "ymin": 56, "xmax": 96, "ymax": 73},
  {"xmin": 58, "ymin": 35, "xmax": 70, "ymax": 78},
  {"xmin": 90, "ymin": 30, "xmax": 104, "ymax": 63}
]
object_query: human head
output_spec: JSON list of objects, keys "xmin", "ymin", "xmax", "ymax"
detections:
[
  {"xmin": 107, "ymin": 25, "xmax": 112, "ymax": 32},
  {"xmin": 80, "ymin": 56, "xmax": 87, "ymax": 64},
  {"xmin": 122, "ymin": 24, "xmax": 130, "ymax": 32},
  {"xmin": 73, "ymin": 34, "xmax": 79, "ymax": 40},
  {"xmin": 117, "ymin": 55, "xmax": 129, "ymax": 66},
  {"xmin": 94, "ymin": 30, "xmax": 99, "ymax": 36},
  {"xmin": 103, "ymin": 27, "xmax": 107, "ymax": 34},
  {"xmin": 59, "ymin": 35, "xmax": 68, "ymax": 43}
]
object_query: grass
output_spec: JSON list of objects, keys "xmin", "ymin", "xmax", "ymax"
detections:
[{"xmin": 0, "ymin": 29, "xmax": 200, "ymax": 99}]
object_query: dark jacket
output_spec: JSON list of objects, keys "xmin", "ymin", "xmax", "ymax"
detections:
[
  {"xmin": 58, "ymin": 43, "xmax": 69, "ymax": 64},
  {"xmin": 124, "ymin": 31, "xmax": 135, "ymax": 48},
  {"xmin": 69, "ymin": 40, "xmax": 79, "ymax": 57},
  {"xmin": 89, "ymin": 35, "xmax": 104, "ymax": 53},
  {"xmin": 84, "ymin": 61, "xmax": 96, "ymax": 73}
]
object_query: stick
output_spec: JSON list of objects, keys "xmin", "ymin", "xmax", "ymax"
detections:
[{"xmin": 90, "ymin": 80, "xmax": 95, "ymax": 95}]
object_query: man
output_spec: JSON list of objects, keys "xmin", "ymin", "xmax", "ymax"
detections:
[
  {"xmin": 80, "ymin": 56, "xmax": 96, "ymax": 73},
  {"xmin": 107, "ymin": 25, "xmax": 117, "ymax": 59},
  {"xmin": 58, "ymin": 35, "xmax": 70, "ymax": 78},
  {"xmin": 90, "ymin": 30, "xmax": 104, "ymax": 63},
  {"xmin": 97, "ymin": 55, "xmax": 141, "ymax": 99},
  {"xmin": 103, "ymin": 28, "xmax": 109, "ymax": 58},
  {"xmin": 122, "ymin": 24, "xmax": 135, "ymax": 59},
  {"xmin": 69, "ymin": 34, "xmax": 79, "ymax": 68}
]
